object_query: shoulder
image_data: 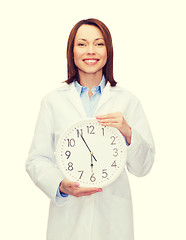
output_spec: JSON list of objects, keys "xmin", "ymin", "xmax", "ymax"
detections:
[
  {"xmin": 41, "ymin": 83, "xmax": 73, "ymax": 103},
  {"xmin": 109, "ymin": 84, "xmax": 140, "ymax": 103}
]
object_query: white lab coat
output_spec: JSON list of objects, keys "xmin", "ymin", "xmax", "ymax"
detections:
[{"xmin": 26, "ymin": 82, "xmax": 155, "ymax": 240}]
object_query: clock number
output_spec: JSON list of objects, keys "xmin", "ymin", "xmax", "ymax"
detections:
[
  {"xmin": 78, "ymin": 170, "xmax": 84, "ymax": 179},
  {"xmin": 90, "ymin": 173, "xmax": 96, "ymax": 182},
  {"xmin": 65, "ymin": 150, "xmax": 71, "ymax": 159},
  {"xmin": 111, "ymin": 160, "xmax": 117, "ymax": 168},
  {"xmin": 102, "ymin": 169, "xmax": 108, "ymax": 178},
  {"xmin": 113, "ymin": 148, "xmax": 118, "ymax": 157},
  {"xmin": 67, "ymin": 138, "xmax": 75, "ymax": 147},
  {"xmin": 68, "ymin": 162, "xmax": 73, "ymax": 171},
  {"xmin": 76, "ymin": 129, "xmax": 83, "ymax": 138},
  {"xmin": 87, "ymin": 125, "xmax": 95, "ymax": 134},
  {"xmin": 110, "ymin": 136, "xmax": 116, "ymax": 145}
]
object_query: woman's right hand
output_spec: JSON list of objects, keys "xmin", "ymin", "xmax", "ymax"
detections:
[{"xmin": 59, "ymin": 178, "xmax": 102, "ymax": 197}]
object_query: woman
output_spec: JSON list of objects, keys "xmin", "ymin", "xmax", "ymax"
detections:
[{"xmin": 26, "ymin": 18, "xmax": 155, "ymax": 240}]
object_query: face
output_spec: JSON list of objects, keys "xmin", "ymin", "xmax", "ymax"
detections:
[{"xmin": 73, "ymin": 24, "xmax": 107, "ymax": 77}]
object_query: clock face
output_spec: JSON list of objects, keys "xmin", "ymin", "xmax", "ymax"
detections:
[{"xmin": 56, "ymin": 118, "xmax": 127, "ymax": 188}]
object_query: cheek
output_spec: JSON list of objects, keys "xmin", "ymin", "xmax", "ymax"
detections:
[
  {"xmin": 100, "ymin": 46, "xmax": 107, "ymax": 58},
  {"xmin": 73, "ymin": 47, "xmax": 85, "ymax": 61},
  {"xmin": 73, "ymin": 48, "xmax": 83, "ymax": 68},
  {"xmin": 101, "ymin": 49, "xmax": 108, "ymax": 63},
  {"xmin": 73, "ymin": 48, "xmax": 80, "ymax": 62}
]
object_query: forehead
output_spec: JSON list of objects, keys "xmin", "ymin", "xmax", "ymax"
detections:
[{"xmin": 75, "ymin": 24, "xmax": 104, "ymax": 40}]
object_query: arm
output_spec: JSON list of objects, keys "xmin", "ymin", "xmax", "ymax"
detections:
[
  {"xmin": 96, "ymin": 100, "xmax": 155, "ymax": 177},
  {"xmin": 26, "ymin": 98, "xmax": 102, "ymax": 205},
  {"xmin": 126, "ymin": 100, "xmax": 155, "ymax": 177},
  {"xmin": 25, "ymin": 98, "xmax": 65, "ymax": 205}
]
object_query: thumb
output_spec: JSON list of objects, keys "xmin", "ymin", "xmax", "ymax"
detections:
[{"xmin": 63, "ymin": 179, "xmax": 80, "ymax": 188}]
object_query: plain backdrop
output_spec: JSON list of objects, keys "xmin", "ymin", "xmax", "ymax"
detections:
[{"xmin": 1, "ymin": 0, "xmax": 186, "ymax": 239}]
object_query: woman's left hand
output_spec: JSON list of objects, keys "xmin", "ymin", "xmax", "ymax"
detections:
[{"xmin": 96, "ymin": 112, "xmax": 132, "ymax": 145}]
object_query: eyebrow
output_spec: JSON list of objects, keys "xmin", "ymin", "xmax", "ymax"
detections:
[{"xmin": 77, "ymin": 38, "xmax": 104, "ymax": 41}]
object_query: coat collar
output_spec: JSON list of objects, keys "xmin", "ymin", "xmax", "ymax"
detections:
[{"xmin": 62, "ymin": 81, "xmax": 112, "ymax": 118}]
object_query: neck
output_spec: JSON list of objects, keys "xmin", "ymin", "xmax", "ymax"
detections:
[{"xmin": 79, "ymin": 71, "xmax": 103, "ymax": 90}]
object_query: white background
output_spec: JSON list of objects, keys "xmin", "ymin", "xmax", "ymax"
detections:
[{"xmin": 1, "ymin": 0, "xmax": 186, "ymax": 239}]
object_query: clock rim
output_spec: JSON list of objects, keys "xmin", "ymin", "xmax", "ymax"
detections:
[{"xmin": 56, "ymin": 118, "xmax": 127, "ymax": 188}]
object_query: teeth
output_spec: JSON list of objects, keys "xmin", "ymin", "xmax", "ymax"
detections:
[{"xmin": 84, "ymin": 60, "xmax": 97, "ymax": 63}]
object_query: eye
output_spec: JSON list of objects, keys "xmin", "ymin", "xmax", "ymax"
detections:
[
  {"xmin": 96, "ymin": 43, "xmax": 105, "ymax": 47},
  {"xmin": 77, "ymin": 43, "xmax": 86, "ymax": 47}
]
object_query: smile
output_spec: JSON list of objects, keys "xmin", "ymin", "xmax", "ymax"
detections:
[{"xmin": 83, "ymin": 59, "xmax": 99, "ymax": 65}]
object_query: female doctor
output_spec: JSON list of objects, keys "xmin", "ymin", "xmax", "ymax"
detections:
[{"xmin": 26, "ymin": 18, "xmax": 155, "ymax": 240}]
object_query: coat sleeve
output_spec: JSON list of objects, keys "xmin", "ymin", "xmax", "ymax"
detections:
[
  {"xmin": 126, "ymin": 99, "xmax": 155, "ymax": 177},
  {"xmin": 25, "ymin": 97, "xmax": 68, "ymax": 206}
]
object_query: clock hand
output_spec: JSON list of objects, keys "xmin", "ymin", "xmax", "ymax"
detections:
[
  {"xmin": 91, "ymin": 154, "xmax": 94, "ymax": 173},
  {"xmin": 80, "ymin": 135, "xmax": 97, "ymax": 162}
]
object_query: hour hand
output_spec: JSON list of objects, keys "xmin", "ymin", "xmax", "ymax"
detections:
[
  {"xmin": 80, "ymin": 135, "xmax": 97, "ymax": 162},
  {"xmin": 91, "ymin": 154, "xmax": 94, "ymax": 173}
]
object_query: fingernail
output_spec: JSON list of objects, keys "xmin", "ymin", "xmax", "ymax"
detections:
[
  {"xmin": 97, "ymin": 188, "xmax": 102, "ymax": 192},
  {"xmin": 97, "ymin": 119, "xmax": 104, "ymax": 123},
  {"xmin": 76, "ymin": 182, "xmax": 80, "ymax": 187}
]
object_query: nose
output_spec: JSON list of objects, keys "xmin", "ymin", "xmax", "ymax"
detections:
[{"xmin": 87, "ymin": 44, "xmax": 95, "ymax": 55}]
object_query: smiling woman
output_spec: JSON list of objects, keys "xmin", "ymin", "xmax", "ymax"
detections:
[
  {"xmin": 73, "ymin": 24, "xmax": 107, "ymax": 90},
  {"xmin": 26, "ymin": 18, "xmax": 155, "ymax": 240},
  {"xmin": 66, "ymin": 18, "xmax": 117, "ymax": 87}
]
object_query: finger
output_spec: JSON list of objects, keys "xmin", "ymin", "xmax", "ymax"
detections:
[
  {"xmin": 77, "ymin": 186, "xmax": 99, "ymax": 193},
  {"xmin": 97, "ymin": 119, "xmax": 120, "ymax": 128},
  {"xmin": 77, "ymin": 191, "xmax": 101, "ymax": 197},
  {"xmin": 77, "ymin": 187, "xmax": 101, "ymax": 195},
  {"xmin": 97, "ymin": 118, "xmax": 118, "ymax": 124},
  {"xmin": 96, "ymin": 113, "xmax": 117, "ymax": 119},
  {"xmin": 62, "ymin": 180, "xmax": 80, "ymax": 188},
  {"xmin": 75, "ymin": 188, "xmax": 102, "ymax": 197},
  {"xmin": 99, "ymin": 112, "xmax": 122, "ymax": 118},
  {"xmin": 100, "ymin": 122, "xmax": 117, "ymax": 127}
]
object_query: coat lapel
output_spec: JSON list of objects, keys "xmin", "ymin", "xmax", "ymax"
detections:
[
  {"xmin": 64, "ymin": 82, "xmax": 112, "ymax": 118},
  {"xmin": 95, "ymin": 83, "xmax": 111, "ymax": 114},
  {"xmin": 65, "ymin": 83, "xmax": 87, "ymax": 118}
]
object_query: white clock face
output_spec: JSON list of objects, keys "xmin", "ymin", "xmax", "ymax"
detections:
[{"xmin": 56, "ymin": 118, "xmax": 127, "ymax": 188}]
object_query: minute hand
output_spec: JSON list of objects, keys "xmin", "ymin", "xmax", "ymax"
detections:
[{"xmin": 80, "ymin": 135, "xmax": 97, "ymax": 162}]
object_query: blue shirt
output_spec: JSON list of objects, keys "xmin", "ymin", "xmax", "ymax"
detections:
[
  {"xmin": 74, "ymin": 76, "xmax": 106, "ymax": 117},
  {"xmin": 57, "ymin": 76, "xmax": 106, "ymax": 197}
]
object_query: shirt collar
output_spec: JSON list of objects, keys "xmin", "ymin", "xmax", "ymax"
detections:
[{"xmin": 74, "ymin": 75, "xmax": 106, "ymax": 96}]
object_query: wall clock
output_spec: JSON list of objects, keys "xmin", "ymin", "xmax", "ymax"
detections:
[{"xmin": 56, "ymin": 118, "xmax": 127, "ymax": 188}]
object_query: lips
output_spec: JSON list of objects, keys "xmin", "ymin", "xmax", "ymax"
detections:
[{"xmin": 83, "ymin": 58, "xmax": 99, "ymax": 65}]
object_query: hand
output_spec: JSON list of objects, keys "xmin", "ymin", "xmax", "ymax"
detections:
[
  {"xmin": 91, "ymin": 154, "xmax": 94, "ymax": 173},
  {"xmin": 96, "ymin": 112, "xmax": 132, "ymax": 145},
  {"xmin": 59, "ymin": 178, "xmax": 102, "ymax": 197}
]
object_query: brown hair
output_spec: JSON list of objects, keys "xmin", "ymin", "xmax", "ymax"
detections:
[{"xmin": 65, "ymin": 18, "xmax": 117, "ymax": 86}]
